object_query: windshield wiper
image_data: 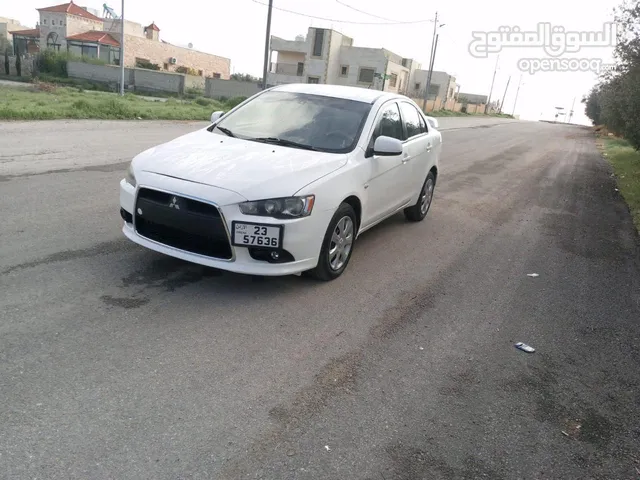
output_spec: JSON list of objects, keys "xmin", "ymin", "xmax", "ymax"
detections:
[
  {"xmin": 251, "ymin": 137, "xmax": 317, "ymax": 151},
  {"xmin": 215, "ymin": 126, "xmax": 235, "ymax": 137}
]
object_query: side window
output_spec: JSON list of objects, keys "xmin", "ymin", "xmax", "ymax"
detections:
[
  {"xmin": 418, "ymin": 113, "xmax": 428, "ymax": 133},
  {"xmin": 399, "ymin": 102, "xmax": 424, "ymax": 139},
  {"xmin": 372, "ymin": 103, "xmax": 404, "ymax": 143}
]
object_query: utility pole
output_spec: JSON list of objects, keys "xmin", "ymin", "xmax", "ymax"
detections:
[
  {"xmin": 499, "ymin": 75, "xmax": 511, "ymax": 114},
  {"xmin": 568, "ymin": 96, "xmax": 576, "ymax": 124},
  {"xmin": 422, "ymin": 11, "xmax": 438, "ymax": 111},
  {"xmin": 261, "ymin": 0, "xmax": 274, "ymax": 90},
  {"xmin": 485, "ymin": 54, "xmax": 499, "ymax": 114},
  {"xmin": 119, "ymin": 0, "xmax": 125, "ymax": 95},
  {"xmin": 511, "ymin": 74, "xmax": 523, "ymax": 116},
  {"xmin": 425, "ymin": 33, "xmax": 439, "ymax": 107}
]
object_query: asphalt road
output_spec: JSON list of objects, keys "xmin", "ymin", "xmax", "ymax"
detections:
[{"xmin": 1, "ymin": 119, "xmax": 639, "ymax": 480}]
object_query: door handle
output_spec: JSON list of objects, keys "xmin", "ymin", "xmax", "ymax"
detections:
[
  {"xmin": 426, "ymin": 143, "xmax": 432, "ymax": 152},
  {"xmin": 402, "ymin": 154, "xmax": 410, "ymax": 164}
]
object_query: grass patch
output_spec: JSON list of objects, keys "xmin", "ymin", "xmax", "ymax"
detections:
[
  {"xmin": 0, "ymin": 84, "xmax": 230, "ymax": 120},
  {"xmin": 601, "ymin": 136, "xmax": 640, "ymax": 229}
]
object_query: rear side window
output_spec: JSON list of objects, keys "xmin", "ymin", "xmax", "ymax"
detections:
[
  {"xmin": 373, "ymin": 103, "xmax": 404, "ymax": 141},
  {"xmin": 399, "ymin": 102, "xmax": 425, "ymax": 139}
]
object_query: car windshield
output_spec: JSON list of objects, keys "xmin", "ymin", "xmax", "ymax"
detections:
[{"xmin": 213, "ymin": 91, "xmax": 372, "ymax": 153}]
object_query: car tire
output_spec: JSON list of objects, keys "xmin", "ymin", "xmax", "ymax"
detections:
[
  {"xmin": 307, "ymin": 203, "xmax": 357, "ymax": 281},
  {"xmin": 404, "ymin": 171, "xmax": 436, "ymax": 222}
]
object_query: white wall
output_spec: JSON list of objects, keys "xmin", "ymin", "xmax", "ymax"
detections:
[
  {"xmin": 325, "ymin": 30, "xmax": 346, "ymax": 84},
  {"xmin": 336, "ymin": 46, "xmax": 386, "ymax": 89}
]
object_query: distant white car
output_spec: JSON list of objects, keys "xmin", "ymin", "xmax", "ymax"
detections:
[{"xmin": 120, "ymin": 83, "xmax": 442, "ymax": 280}]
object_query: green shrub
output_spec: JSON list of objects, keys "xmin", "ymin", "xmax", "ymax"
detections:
[
  {"xmin": 135, "ymin": 59, "xmax": 161, "ymax": 70},
  {"xmin": 4, "ymin": 49, "xmax": 9, "ymax": 75},
  {"xmin": 195, "ymin": 97, "xmax": 213, "ymax": 106},
  {"xmin": 224, "ymin": 96, "xmax": 247, "ymax": 109}
]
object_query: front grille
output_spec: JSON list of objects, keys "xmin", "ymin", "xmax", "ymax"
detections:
[{"xmin": 134, "ymin": 188, "xmax": 232, "ymax": 259}]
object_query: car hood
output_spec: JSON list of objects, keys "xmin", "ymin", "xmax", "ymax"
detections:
[{"xmin": 133, "ymin": 128, "xmax": 348, "ymax": 200}]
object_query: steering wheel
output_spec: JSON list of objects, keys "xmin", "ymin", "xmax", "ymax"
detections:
[{"xmin": 324, "ymin": 131, "xmax": 351, "ymax": 147}]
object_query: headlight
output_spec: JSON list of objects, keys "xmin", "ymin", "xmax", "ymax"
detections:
[
  {"xmin": 125, "ymin": 164, "xmax": 136, "ymax": 187},
  {"xmin": 239, "ymin": 195, "xmax": 315, "ymax": 218}
]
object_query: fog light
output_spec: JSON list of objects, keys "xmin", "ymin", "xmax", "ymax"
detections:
[{"xmin": 270, "ymin": 251, "xmax": 280, "ymax": 260}]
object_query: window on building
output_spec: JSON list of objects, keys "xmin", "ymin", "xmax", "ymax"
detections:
[
  {"xmin": 46, "ymin": 32, "xmax": 60, "ymax": 51},
  {"xmin": 415, "ymin": 82, "xmax": 421, "ymax": 90},
  {"xmin": 307, "ymin": 76, "xmax": 320, "ymax": 84},
  {"xmin": 213, "ymin": 73, "xmax": 221, "ymax": 79},
  {"xmin": 312, "ymin": 28, "xmax": 324, "ymax": 56},
  {"xmin": 402, "ymin": 58, "xmax": 408, "ymax": 67},
  {"xmin": 297, "ymin": 62, "xmax": 304, "ymax": 76},
  {"xmin": 340, "ymin": 65, "xmax": 348, "ymax": 76},
  {"xmin": 358, "ymin": 67, "xmax": 375, "ymax": 83},
  {"xmin": 372, "ymin": 103, "xmax": 404, "ymax": 142},
  {"xmin": 389, "ymin": 73, "xmax": 398, "ymax": 88},
  {"xmin": 449, "ymin": 87, "xmax": 454, "ymax": 98},
  {"xmin": 198, "ymin": 69, "xmax": 204, "ymax": 76},
  {"xmin": 43, "ymin": 19, "xmax": 47, "ymax": 24},
  {"xmin": 163, "ymin": 63, "xmax": 169, "ymax": 70},
  {"xmin": 399, "ymin": 102, "xmax": 424, "ymax": 139},
  {"xmin": 52, "ymin": 20, "xmax": 56, "ymax": 25}
]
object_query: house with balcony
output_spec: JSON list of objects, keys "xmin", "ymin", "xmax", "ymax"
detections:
[{"xmin": 267, "ymin": 27, "xmax": 421, "ymax": 94}]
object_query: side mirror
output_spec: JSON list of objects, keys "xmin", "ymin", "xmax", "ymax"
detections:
[
  {"xmin": 425, "ymin": 116, "xmax": 439, "ymax": 129},
  {"xmin": 210, "ymin": 111, "xmax": 225, "ymax": 123},
  {"xmin": 372, "ymin": 136, "xmax": 403, "ymax": 156}
]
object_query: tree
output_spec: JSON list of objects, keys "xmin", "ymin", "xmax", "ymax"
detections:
[
  {"xmin": 583, "ymin": 0, "xmax": 640, "ymax": 150},
  {"xmin": 15, "ymin": 54, "xmax": 21, "ymax": 76},
  {"xmin": 230, "ymin": 73, "xmax": 261, "ymax": 83},
  {"xmin": 4, "ymin": 48, "xmax": 9, "ymax": 75}
]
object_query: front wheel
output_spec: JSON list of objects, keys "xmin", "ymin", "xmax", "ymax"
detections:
[
  {"xmin": 404, "ymin": 171, "xmax": 436, "ymax": 222},
  {"xmin": 307, "ymin": 203, "xmax": 357, "ymax": 281}
]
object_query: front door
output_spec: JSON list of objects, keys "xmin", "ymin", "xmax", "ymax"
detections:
[{"xmin": 360, "ymin": 101, "xmax": 408, "ymax": 227}]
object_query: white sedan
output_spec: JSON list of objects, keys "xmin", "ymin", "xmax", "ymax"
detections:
[{"xmin": 120, "ymin": 84, "xmax": 442, "ymax": 280}]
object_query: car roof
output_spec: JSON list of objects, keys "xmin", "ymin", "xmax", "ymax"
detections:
[{"xmin": 269, "ymin": 83, "xmax": 402, "ymax": 104}]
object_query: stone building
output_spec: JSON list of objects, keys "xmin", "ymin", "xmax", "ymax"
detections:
[{"xmin": 10, "ymin": 1, "xmax": 230, "ymax": 78}]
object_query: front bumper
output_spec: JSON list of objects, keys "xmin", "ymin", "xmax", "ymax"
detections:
[{"xmin": 119, "ymin": 177, "xmax": 333, "ymax": 276}]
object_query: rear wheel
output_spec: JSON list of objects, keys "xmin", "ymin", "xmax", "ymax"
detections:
[
  {"xmin": 404, "ymin": 171, "xmax": 436, "ymax": 222},
  {"xmin": 307, "ymin": 203, "xmax": 357, "ymax": 281}
]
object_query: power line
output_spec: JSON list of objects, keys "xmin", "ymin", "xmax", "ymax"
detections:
[
  {"xmin": 334, "ymin": 0, "xmax": 401, "ymax": 22},
  {"xmin": 250, "ymin": 0, "xmax": 432, "ymax": 25}
]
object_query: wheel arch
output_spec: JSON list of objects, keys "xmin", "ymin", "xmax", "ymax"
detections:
[{"xmin": 341, "ymin": 195, "xmax": 362, "ymax": 232}]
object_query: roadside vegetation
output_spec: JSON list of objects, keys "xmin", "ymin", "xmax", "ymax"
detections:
[
  {"xmin": 582, "ymin": 1, "xmax": 640, "ymax": 230},
  {"xmin": 598, "ymin": 134, "xmax": 640, "ymax": 229},
  {"xmin": 0, "ymin": 83, "xmax": 246, "ymax": 121},
  {"xmin": 427, "ymin": 110, "xmax": 513, "ymax": 118}
]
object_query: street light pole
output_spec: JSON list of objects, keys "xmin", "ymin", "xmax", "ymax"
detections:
[
  {"xmin": 422, "ymin": 11, "xmax": 438, "ymax": 111},
  {"xmin": 119, "ymin": 0, "xmax": 125, "ymax": 95},
  {"xmin": 499, "ymin": 75, "xmax": 511, "ymax": 114},
  {"xmin": 568, "ymin": 96, "xmax": 576, "ymax": 124},
  {"xmin": 511, "ymin": 74, "xmax": 523, "ymax": 116},
  {"xmin": 485, "ymin": 54, "xmax": 499, "ymax": 114},
  {"xmin": 261, "ymin": 0, "xmax": 274, "ymax": 90}
]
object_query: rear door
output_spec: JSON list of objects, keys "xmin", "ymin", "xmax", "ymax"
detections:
[{"xmin": 398, "ymin": 101, "xmax": 432, "ymax": 194}]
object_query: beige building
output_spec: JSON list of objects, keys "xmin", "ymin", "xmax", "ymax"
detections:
[
  {"xmin": 10, "ymin": 1, "xmax": 230, "ymax": 78},
  {"xmin": 268, "ymin": 27, "xmax": 421, "ymax": 94}
]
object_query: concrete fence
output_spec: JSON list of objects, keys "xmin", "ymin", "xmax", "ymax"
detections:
[
  {"xmin": 410, "ymin": 96, "xmax": 494, "ymax": 114},
  {"xmin": 1, "ymin": 55, "xmax": 35, "ymax": 77},
  {"xmin": 67, "ymin": 62, "xmax": 134, "ymax": 87},
  {"xmin": 204, "ymin": 78, "xmax": 263, "ymax": 99},
  {"xmin": 67, "ymin": 61, "xmax": 188, "ymax": 94}
]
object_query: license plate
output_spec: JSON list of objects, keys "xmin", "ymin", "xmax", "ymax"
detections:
[{"xmin": 232, "ymin": 222, "xmax": 283, "ymax": 248}]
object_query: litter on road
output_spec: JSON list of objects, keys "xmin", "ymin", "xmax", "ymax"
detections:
[
  {"xmin": 515, "ymin": 342, "xmax": 536, "ymax": 353},
  {"xmin": 527, "ymin": 273, "xmax": 540, "ymax": 277}
]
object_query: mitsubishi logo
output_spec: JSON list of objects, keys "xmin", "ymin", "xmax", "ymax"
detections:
[{"xmin": 169, "ymin": 196, "xmax": 180, "ymax": 210}]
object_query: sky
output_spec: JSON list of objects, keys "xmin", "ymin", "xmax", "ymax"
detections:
[{"xmin": 4, "ymin": 0, "xmax": 621, "ymax": 125}]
